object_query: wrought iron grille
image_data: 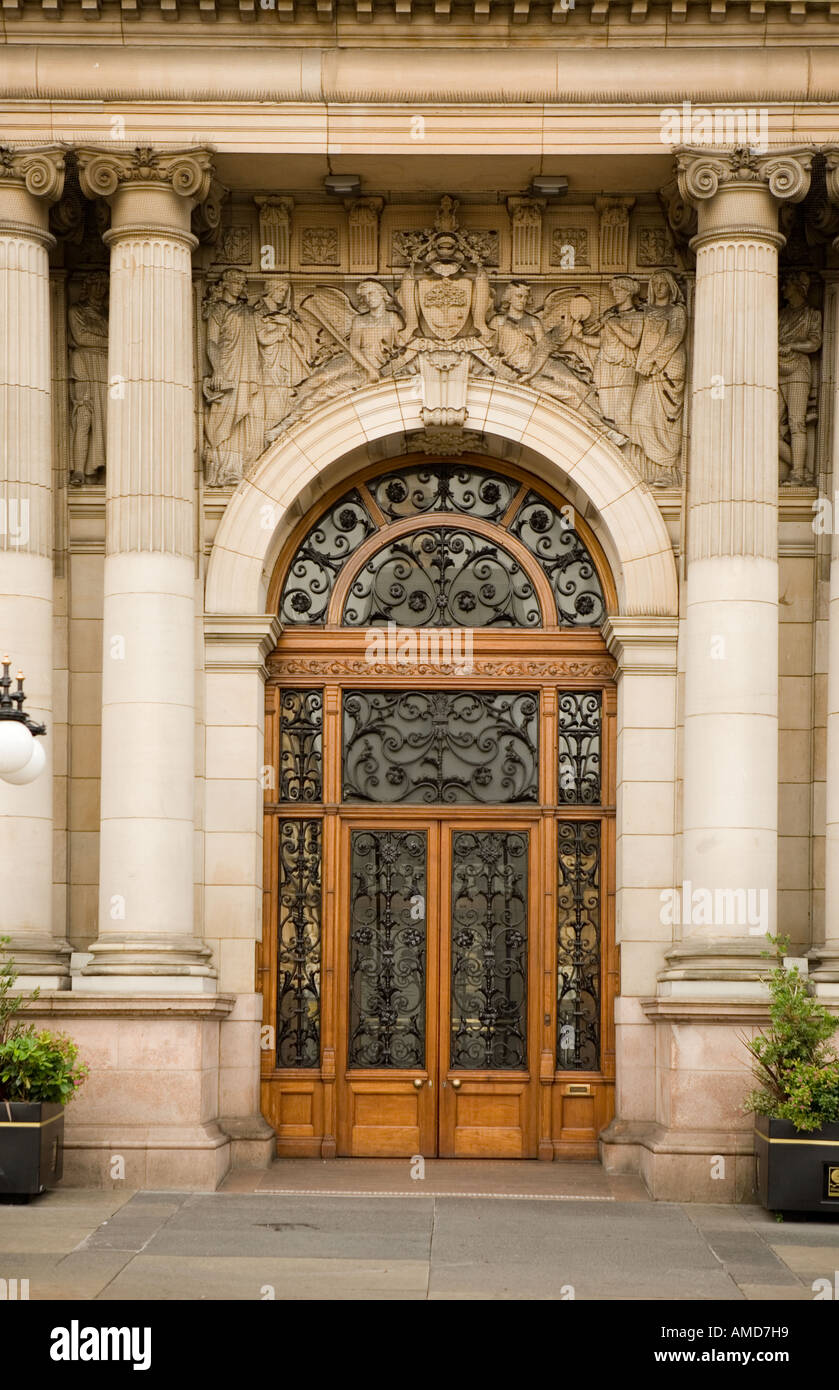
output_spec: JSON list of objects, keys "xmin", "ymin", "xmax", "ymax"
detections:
[
  {"xmin": 557, "ymin": 821, "xmax": 601, "ymax": 1071},
  {"xmin": 450, "ymin": 830, "xmax": 529, "ymax": 1069},
  {"xmin": 342, "ymin": 689, "xmax": 539, "ymax": 804},
  {"xmin": 509, "ymin": 492, "xmax": 605, "ymax": 626},
  {"xmin": 342, "ymin": 525, "xmax": 542, "ymax": 628},
  {"xmin": 369, "ymin": 464, "xmax": 518, "ymax": 523},
  {"xmin": 348, "ymin": 829, "xmax": 427, "ymax": 1069},
  {"xmin": 278, "ymin": 689, "xmax": 323, "ymax": 801},
  {"xmin": 280, "ymin": 489, "xmax": 374, "ymax": 624},
  {"xmin": 276, "ymin": 819, "xmax": 322, "ymax": 1068},
  {"xmin": 558, "ymin": 691, "xmax": 601, "ymax": 804}
]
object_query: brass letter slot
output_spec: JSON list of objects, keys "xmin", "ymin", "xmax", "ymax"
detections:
[{"xmin": 562, "ymin": 1083, "xmax": 592, "ymax": 1097}]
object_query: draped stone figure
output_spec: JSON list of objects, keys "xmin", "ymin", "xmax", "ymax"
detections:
[
  {"xmin": 593, "ymin": 275, "xmax": 644, "ymax": 437},
  {"xmin": 202, "ymin": 268, "xmax": 264, "ymax": 487},
  {"xmin": 68, "ymin": 271, "xmax": 109, "ymax": 486},
  {"xmin": 254, "ymin": 278, "xmax": 312, "ymax": 436},
  {"xmin": 629, "ymin": 270, "xmax": 687, "ymax": 486},
  {"xmin": 778, "ymin": 271, "xmax": 822, "ymax": 485}
]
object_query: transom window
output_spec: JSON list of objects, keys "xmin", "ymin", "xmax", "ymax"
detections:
[{"xmin": 278, "ymin": 462, "xmax": 606, "ymax": 628}]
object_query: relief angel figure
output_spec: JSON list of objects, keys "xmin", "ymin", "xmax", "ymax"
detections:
[
  {"xmin": 490, "ymin": 282, "xmax": 625, "ymax": 444},
  {"xmin": 68, "ymin": 271, "xmax": 109, "ymax": 486},
  {"xmin": 254, "ymin": 278, "xmax": 313, "ymax": 442},
  {"xmin": 202, "ymin": 268, "xmax": 264, "ymax": 487},
  {"xmin": 628, "ymin": 270, "xmax": 687, "ymax": 487},
  {"xmin": 279, "ymin": 280, "xmax": 402, "ymax": 430}
]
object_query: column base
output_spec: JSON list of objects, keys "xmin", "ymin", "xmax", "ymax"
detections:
[
  {"xmin": 217, "ymin": 1115, "xmax": 276, "ymax": 1169},
  {"xmin": 79, "ymin": 932, "xmax": 217, "ymax": 987},
  {"xmin": 600, "ymin": 1120, "xmax": 757, "ymax": 1203},
  {"xmin": 657, "ymin": 938, "xmax": 772, "ymax": 999},
  {"xmin": 2, "ymin": 934, "xmax": 72, "ymax": 991},
  {"xmin": 807, "ymin": 947, "xmax": 839, "ymax": 997}
]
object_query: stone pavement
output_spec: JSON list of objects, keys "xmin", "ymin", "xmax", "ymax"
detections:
[{"xmin": 1, "ymin": 1160, "xmax": 838, "ymax": 1301}]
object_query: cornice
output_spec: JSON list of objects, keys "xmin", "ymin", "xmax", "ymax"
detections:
[{"xmin": 5, "ymin": 0, "xmax": 839, "ymax": 26}]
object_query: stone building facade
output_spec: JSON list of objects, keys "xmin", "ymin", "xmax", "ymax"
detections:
[{"xmin": 2, "ymin": 5, "xmax": 839, "ymax": 1199}]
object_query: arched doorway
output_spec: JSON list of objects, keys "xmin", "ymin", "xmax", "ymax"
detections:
[{"xmin": 258, "ymin": 455, "xmax": 617, "ymax": 1160}]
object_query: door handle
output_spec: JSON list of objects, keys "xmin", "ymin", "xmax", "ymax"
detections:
[
  {"xmin": 451, "ymin": 1078, "xmax": 462, "ymax": 1089},
  {"xmin": 413, "ymin": 1078, "xmax": 424, "ymax": 1089}
]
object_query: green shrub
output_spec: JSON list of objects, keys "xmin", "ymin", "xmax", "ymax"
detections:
[
  {"xmin": 0, "ymin": 1027, "xmax": 88, "ymax": 1105},
  {"xmin": 744, "ymin": 936, "xmax": 839, "ymax": 1132},
  {"xmin": 0, "ymin": 937, "xmax": 87, "ymax": 1108}
]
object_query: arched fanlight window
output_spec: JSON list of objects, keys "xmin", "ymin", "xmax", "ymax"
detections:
[{"xmin": 278, "ymin": 462, "xmax": 606, "ymax": 628}]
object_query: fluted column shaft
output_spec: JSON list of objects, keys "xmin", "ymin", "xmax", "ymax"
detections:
[
  {"xmin": 76, "ymin": 147, "xmax": 215, "ymax": 990},
  {"xmin": 0, "ymin": 147, "xmax": 70, "ymax": 988},
  {"xmin": 816, "ymin": 150, "xmax": 839, "ymax": 992},
  {"xmin": 666, "ymin": 148, "xmax": 812, "ymax": 988}
]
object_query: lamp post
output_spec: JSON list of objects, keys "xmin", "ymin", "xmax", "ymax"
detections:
[{"xmin": 0, "ymin": 655, "xmax": 47, "ymax": 786}]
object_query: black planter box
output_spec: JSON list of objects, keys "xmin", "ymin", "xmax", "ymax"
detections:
[
  {"xmin": 0, "ymin": 1102, "xmax": 64, "ymax": 1200},
  {"xmin": 755, "ymin": 1113, "xmax": 839, "ymax": 1214}
]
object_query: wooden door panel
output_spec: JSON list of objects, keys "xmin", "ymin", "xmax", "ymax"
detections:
[
  {"xmin": 441, "ymin": 1078, "xmax": 530, "ymax": 1158},
  {"xmin": 336, "ymin": 820, "xmax": 439, "ymax": 1157},
  {"xmin": 437, "ymin": 821, "xmax": 539, "ymax": 1159}
]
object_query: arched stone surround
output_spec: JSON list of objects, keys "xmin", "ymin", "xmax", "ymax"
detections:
[{"xmin": 203, "ymin": 379, "xmax": 680, "ymax": 1181}]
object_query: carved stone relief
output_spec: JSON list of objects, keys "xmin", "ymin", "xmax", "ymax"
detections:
[
  {"xmin": 778, "ymin": 270, "xmax": 822, "ymax": 486},
  {"xmin": 199, "ymin": 196, "xmax": 689, "ymax": 488},
  {"xmin": 68, "ymin": 271, "xmax": 109, "ymax": 486},
  {"xmin": 301, "ymin": 227, "xmax": 340, "ymax": 266}
]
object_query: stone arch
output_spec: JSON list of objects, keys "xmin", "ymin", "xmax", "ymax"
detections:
[{"xmin": 205, "ymin": 378, "xmax": 678, "ymax": 617}]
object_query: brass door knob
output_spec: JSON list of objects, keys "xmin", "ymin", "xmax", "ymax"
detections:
[
  {"xmin": 413, "ymin": 1078, "xmax": 424, "ymax": 1089},
  {"xmin": 451, "ymin": 1078, "xmax": 462, "ymax": 1089}
]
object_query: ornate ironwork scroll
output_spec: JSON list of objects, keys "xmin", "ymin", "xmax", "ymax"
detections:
[
  {"xmin": 557, "ymin": 821, "xmax": 601, "ymax": 1071},
  {"xmin": 277, "ymin": 819, "xmax": 322, "ymax": 1068},
  {"xmin": 342, "ymin": 526, "xmax": 542, "ymax": 628},
  {"xmin": 558, "ymin": 691, "xmax": 601, "ymax": 804},
  {"xmin": 348, "ymin": 829, "xmax": 427, "ymax": 1069},
  {"xmin": 509, "ymin": 492, "xmax": 605, "ymax": 626},
  {"xmin": 280, "ymin": 489, "xmax": 374, "ymax": 624},
  {"xmin": 279, "ymin": 689, "xmax": 323, "ymax": 801},
  {"xmin": 342, "ymin": 690, "xmax": 539, "ymax": 804},
  {"xmin": 368, "ymin": 464, "xmax": 518, "ymax": 524},
  {"xmin": 450, "ymin": 830, "xmax": 529, "ymax": 1069}
]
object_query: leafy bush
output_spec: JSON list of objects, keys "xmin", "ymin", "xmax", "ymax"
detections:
[
  {"xmin": 0, "ymin": 937, "xmax": 87, "ymax": 1107},
  {"xmin": 744, "ymin": 936, "xmax": 839, "ymax": 1132}
]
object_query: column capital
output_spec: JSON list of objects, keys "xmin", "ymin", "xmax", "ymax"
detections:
[
  {"xmin": 821, "ymin": 149, "xmax": 839, "ymax": 255},
  {"xmin": 674, "ymin": 145, "xmax": 813, "ymax": 249},
  {"xmin": 0, "ymin": 144, "xmax": 66, "ymax": 244},
  {"xmin": 76, "ymin": 144, "xmax": 215, "ymax": 244}
]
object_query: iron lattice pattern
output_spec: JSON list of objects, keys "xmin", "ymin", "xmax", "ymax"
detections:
[
  {"xmin": 558, "ymin": 691, "xmax": 601, "ymax": 804},
  {"xmin": 557, "ymin": 821, "xmax": 601, "ymax": 1071},
  {"xmin": 276, "ymin": 819, "xmax": 322, "ymax": 1068},
  {"xmin": 348, "ymin": 829, "xmax": 428, "ymax": 1069},
  {"xmin": 343, "ymin": 525, "xmax": 542, "ymax": 628},
  {"xmin": 342, "ymin": 688, "xmax": 539, "ymax": 804},
  {"xmin": 450, "ymin": 830, "xmax": 529, "ymax": 1070},
  {"xmin": 279, "ymin": 462, "xmax": 604, "ymax": 628},
  {"xmin": 278, "ymin": 689, "xmax": 323, "ymax": 801}
]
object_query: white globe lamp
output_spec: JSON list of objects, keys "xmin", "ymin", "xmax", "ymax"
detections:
[{"xmin": 0, "ymin": 656, "xmax": 47, "ymax": 784}]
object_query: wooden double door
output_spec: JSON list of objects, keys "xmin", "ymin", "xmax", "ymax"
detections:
[{"xmin": 337, "ymin": 813, "xmax": 542, "ymax": 1158}]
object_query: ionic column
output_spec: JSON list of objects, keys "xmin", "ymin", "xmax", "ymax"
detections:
[
  {"xmin": 663, "ymin": 147, "xmax": 813, "ymax": 991},
  {"xmin": 76, "ymin": 146, "xmax": 216, "ymax": 991},
  {"xmin": 0, "ymin": 146, "xmax": 71, "ymax": 988},
  {"xmin": 815, "ymin": 149, "xmax": 839, "ymax": 995}
]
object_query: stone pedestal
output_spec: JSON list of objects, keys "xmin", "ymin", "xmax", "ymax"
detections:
[{"xmin": 0, "ymin": 146, "xmax": 71, "ymax": 989}]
